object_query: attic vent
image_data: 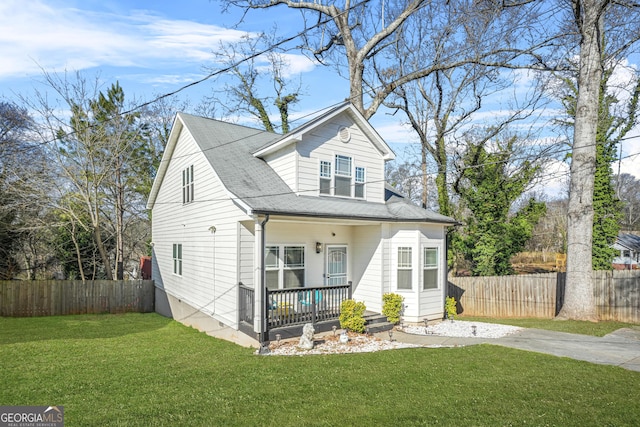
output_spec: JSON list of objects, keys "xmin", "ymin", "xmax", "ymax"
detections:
[{"xmin": 338, "ymin": 126, "xmax": 351, "ymax": 143}]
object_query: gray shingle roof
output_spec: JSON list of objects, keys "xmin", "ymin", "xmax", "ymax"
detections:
[
  {"xmin": 617, "ymin": 233, "xmax": 640, "ymax": 251},
  {"xmin": 178, "ymin": 112, "xmax": 456, "ymax": 224}
]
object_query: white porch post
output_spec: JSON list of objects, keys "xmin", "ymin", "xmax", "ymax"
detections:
[{"xmin": 253, "ymin": 215, "xmax": 268, "ymax": 339}]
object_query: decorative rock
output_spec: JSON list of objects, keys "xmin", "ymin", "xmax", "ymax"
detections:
[
  {"xmin": 339, "ymin": 331, "xmax": 349, "ymax": 344},
  {"xmin": 298, "ymin": 323, "xmax": 315, "ymax": 350}
]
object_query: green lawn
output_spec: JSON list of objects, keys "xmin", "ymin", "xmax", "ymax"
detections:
[{"xmin": 1, "ymin": 314, "xmax": 639, "ymax": 426}]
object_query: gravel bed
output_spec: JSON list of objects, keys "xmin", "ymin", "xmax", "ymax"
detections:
[
  {"xmin": 264, "ymin": 332, "xmax": 419, "ymax": 356},
  {"xmin": 403, "ymin": 320, "xmax": 522, "ymax": 338},
  {"xmin": 261, "ymin": 320, "xmax": 522, "ymax": 356}
]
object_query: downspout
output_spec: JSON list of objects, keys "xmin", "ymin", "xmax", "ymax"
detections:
[{"xmin": 260, "ymin": 214, "xmax": 270, "ymax": 347}]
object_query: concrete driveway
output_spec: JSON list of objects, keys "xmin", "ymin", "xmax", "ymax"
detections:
[{"xmin": 385, "ymin": 327, "xmax": 640, "ymax": 372}]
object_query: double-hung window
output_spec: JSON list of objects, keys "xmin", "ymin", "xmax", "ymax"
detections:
[
  {"xmin": 319, "ymin": 155, "xmax": 365, "ymax": 198},
  {"xmin": 173, "ymin": 243, "xmax": 183, "ymax": 276},
  {"xmin": 265, "ymin": 245, "xmax": 305, "ymax": 288},
  {"xmin": 182, "ymin": 165, "xmax": 194, "ymax": 204},
  {"xmin": 423, "ymin": 248, "xmax": 439, "ymax": 289},
  {"xmin": 397, "ymin": 247, "xmax": 412, "ymax": 290},
  {"xmin": 284, "ymin": 246, "xmax": 305, "ymax": 288},
  {"xmin": 334, "ymin": 155, "xmax": 352, "ymax": 197},
  {"xmin": 265, "ymin": 246, "xmax": 280, "ymax": 289},
  {"xmin": 355, "ymin": 166, "xmax": 365, "ymax": 198},
  {"xmin": 319, "ymin": 161, "xmax": 331, "ymax": 195}
]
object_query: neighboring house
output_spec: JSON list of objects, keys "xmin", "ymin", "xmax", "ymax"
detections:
[
  {"xmin": 147, "ymin": 102, "xmax": 456, "ymax": 347},
  {"xmin": 612, "ymin": 233, "xmax": 640, "ymax": 270}
]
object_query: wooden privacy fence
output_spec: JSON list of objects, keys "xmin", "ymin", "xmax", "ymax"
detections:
[
  {"xmin": 0, "ymin": 280, "xmax": 155, "ymax": 317},
  {"xmin": 447, "ymin": 270, "xmax": 640, "ymax": 323}
]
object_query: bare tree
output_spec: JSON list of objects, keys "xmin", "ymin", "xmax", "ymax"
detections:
[
  {"xmin": 224, "ymin": 1, "xmax": 563, "ymax": 120},
  {"xmin": 23, "ymin": 72, "xmax": 154, "ymax": 281},
  {"xmin": 615, "ymin": 173, "xmax": 640, "ymax": 231},
  {"xmin": 203, "ymin": 32, "xmax": 302, "ymax": 133}
]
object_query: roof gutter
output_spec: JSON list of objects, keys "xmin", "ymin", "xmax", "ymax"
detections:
[{"xmin": 249, "ymin": 209, "xmax": 459, "ymax": 226}]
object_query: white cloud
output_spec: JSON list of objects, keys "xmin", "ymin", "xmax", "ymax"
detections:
[{"xmin": 0, "ymin": 0, "xmax": 314, "ymax": 82}]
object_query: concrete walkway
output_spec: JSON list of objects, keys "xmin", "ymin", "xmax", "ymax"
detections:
[{"xmin": 378, "ymin": 327, "xmax": 640, "ymax": 372}]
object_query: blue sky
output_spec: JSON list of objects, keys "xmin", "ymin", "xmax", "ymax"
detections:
[
  {"xmin": 0, "ymin": 0, "xmax": 347, "ymax": 118},
  {"xmin": 1, "ymin": 0, "xmax": 638, "ymax": 198}
]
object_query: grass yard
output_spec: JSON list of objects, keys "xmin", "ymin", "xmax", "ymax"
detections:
[{"xmin": 1, "ymin": 313, "xmax": 639, "ymax": 426}]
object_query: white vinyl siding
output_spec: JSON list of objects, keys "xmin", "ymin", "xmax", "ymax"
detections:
[
  {"xmin": 295, "ymin": 115, "xmax": 386, "ymax": 203},
  {"xmin": 397, "ymin": 247, "xmax": 412, "ymax": 290},
  {"xmin": 262, "ymin": 144, "xmax": 297, "ymax": 192},
  {"xmin": 423, "ymin": 247, "xmax": 439, "ymax": 289},
  {"xmin": 352, "ymin": 225, "xmax": 383, "ymax": 312},
  {"xmin": 151, "ymin": 123, "xmax": 253, "ymax": 328}
]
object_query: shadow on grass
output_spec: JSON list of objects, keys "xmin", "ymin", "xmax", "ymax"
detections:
[{"xmin": 0, "ymin": 312, "xmax": 172, "ymax": 345}]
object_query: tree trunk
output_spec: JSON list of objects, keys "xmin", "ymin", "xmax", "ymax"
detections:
[
  {"xmin": 93, "ymin": 221, "xmax": 113, "ymax": 280},
  {"xmin": 558, "ymin": 0, "xmax": 604, "ymax": 321},
  {"xmin": 115, "ymin": 163, "xmax": 125, "ymax": 280},
  {"xmin": 435, "ymin": 136, "xmax": 450, "ymax": 217},
  {"xmin": 71, "ymin": 220, "xmax": 86, "ymax": 283},
  {"xmin": 421, "ymin": 144, "xmax": 428, "ymax": 209}
]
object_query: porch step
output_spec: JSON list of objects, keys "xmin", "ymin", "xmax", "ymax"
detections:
[{"xmin": 364, "ymin": 313, "xmax": 394, "ymax": 334}]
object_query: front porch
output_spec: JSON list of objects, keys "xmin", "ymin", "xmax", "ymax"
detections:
[{"xmin": 238, "ymin": 283, "xmax": 353, "ymax": 341}]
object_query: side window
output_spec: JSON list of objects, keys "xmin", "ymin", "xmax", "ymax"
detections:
[
  {"xmin": 182, "ymin": 165, "xmax": 194, "ymax": 204},
  {"xmin": 173, "ymin": 243, "xmax": 183, "ymax": 276},
  {"xmin": 397, "ymin": 247, "xmax": 412, "ymax": 290},
  {"xmin": 319, "ymin": 161, "xmax": 331, "ymax": 195},
  {"xmin": 423, "ymin": 248, "xmax": 439, "ymax": 290}
]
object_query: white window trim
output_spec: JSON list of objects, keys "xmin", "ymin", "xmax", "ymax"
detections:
[
  {"xmin": 182, "ymin": 165, "xmax": 194, "ymax": 204},
  {"xmin": 173, "ymin": 243, "xmax": 183, "ymax": 276},
  {"xmin": 422, "ymin": 247, "xmax": 439, "ymax": 290},
  {"xmin": 319, "ymin": 160, "xmax": 332, "ymax": 195},
  {"xmin": 355, "ymin": 166, "xmax": 365, "ymax": 198},
  {"xmin": 318, "ymin": 155, "xmax": 366, "ymax": 199},
  {"xmin": 396, "ymin": 246, "xmax": 413, "ymax": 291},
  {"xmin": 265, "ymin": 244, "xmax": 306, "ymax": 289}
]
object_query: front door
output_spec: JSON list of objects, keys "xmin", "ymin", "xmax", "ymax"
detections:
[{"xmin": 326, "ymin": 246, "xmax": 347, "ymax": 286}]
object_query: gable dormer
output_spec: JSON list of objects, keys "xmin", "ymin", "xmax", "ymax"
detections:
[{"xmin": 253, "ymin": 102, "xmax": 395, "ymax": 204}]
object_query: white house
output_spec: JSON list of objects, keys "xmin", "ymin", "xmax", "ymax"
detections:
[
  {"xmin": 147, "ymin": 102, "xmax": 456, "ymax": 347},
  {"xmin": 613, "ymin": 233, "xmax": 640, "ymax": 270}
]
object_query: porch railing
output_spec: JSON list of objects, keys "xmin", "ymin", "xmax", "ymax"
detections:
[
  {"xmin": 238, "ymin": 282, "xmax": 352, "ymax": 337},
  {"xmin": 238, "ymin": 283, "xmax": 254, "ymax": 326},
  {"xmin": 267, "ymin": 284, "xmax": 352, "ymax": 329}
]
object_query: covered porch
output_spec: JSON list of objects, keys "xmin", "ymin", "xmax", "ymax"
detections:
[{"xmin": 238, "ymin": 282, "xmax": 352, "ymax": 341}]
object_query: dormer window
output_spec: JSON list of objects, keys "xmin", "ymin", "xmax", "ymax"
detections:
[
  {"xmin": 334, "ymin": 155, "xmax": 352, "ymax": 197},
  {"xmin": 319, "ymin": 155, "xmax": 365, "ymax": 198},
  {"xmin": 320, "ymin": 161, "xmax": 331, "ymax": 195},
  {"xmin": 355, "ymin": 167, "xmax": 365, "ymax": 198}
]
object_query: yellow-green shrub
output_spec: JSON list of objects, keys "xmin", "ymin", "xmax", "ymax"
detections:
[
  {"xmin": 339, "ymin": 299, "xmax": 366, "ymax": 333},
  {"xmin": 382, "ymin": 293, "xmax": 404, "ymax": 324}
]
